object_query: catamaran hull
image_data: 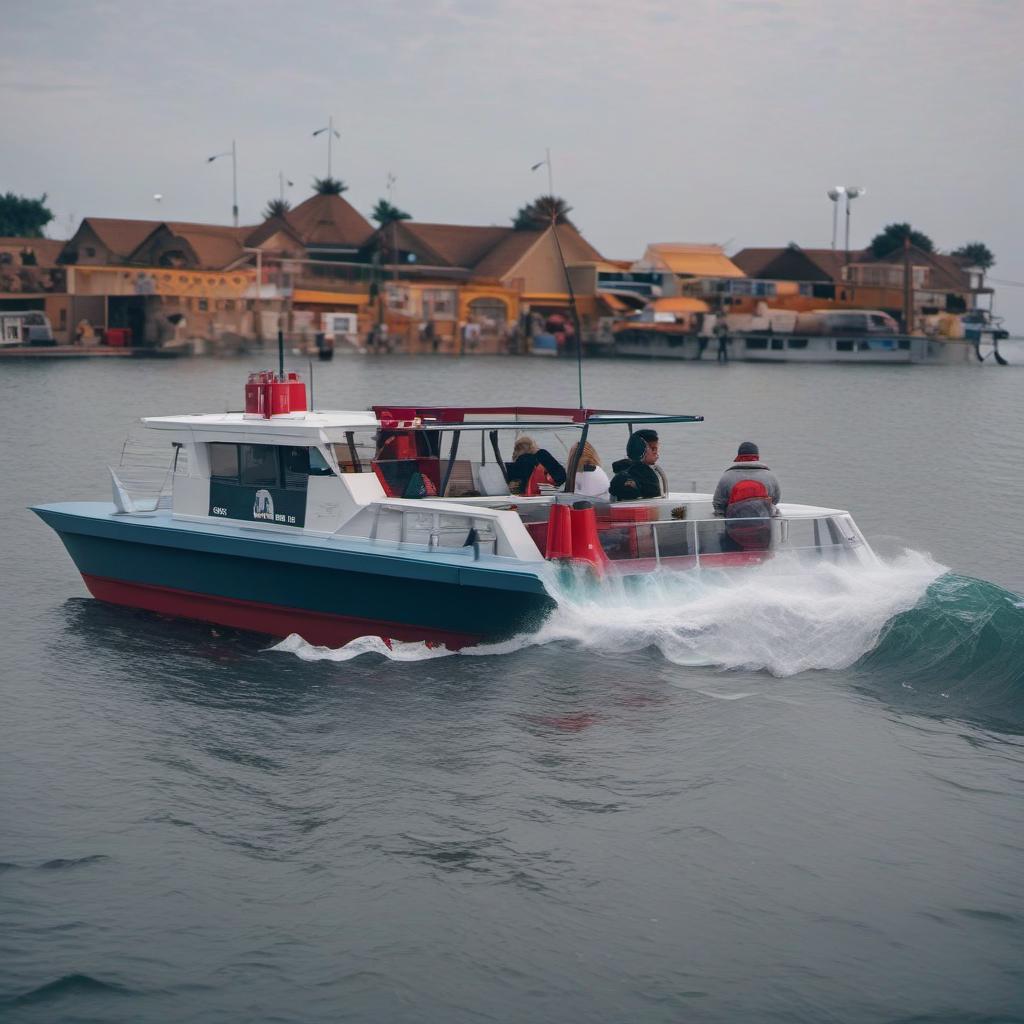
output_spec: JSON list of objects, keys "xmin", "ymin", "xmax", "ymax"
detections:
[{"xmin": 34, "ymin": 504, "xmax": 555, "ymax": 649}]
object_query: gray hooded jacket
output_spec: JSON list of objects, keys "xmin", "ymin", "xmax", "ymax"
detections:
[{"xmin": 712, "ymin": 461, "xmax": 781, "ymax": 516}]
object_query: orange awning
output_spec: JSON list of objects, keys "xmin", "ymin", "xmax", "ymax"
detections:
[
  {"xmin": 651, "ymin": 296, "xmax": 711, "ymax": 314},
  {"xmin": 292, "ymin": 289, "xmax": 367, "ymax": 305}
]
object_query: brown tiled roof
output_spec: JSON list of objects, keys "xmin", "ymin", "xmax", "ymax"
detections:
[
  {"xmin": 244, "ymin": 215, "xmax": 304, "ymax": 249},
  {"xmin": 732, "ymin": 246, "xmax": 857, "ymax": 282},
  {"xmin": 468, "ymin": 231, "xmax": 542, "ymax": 278},
  {"xmin": 162, "ymin": 222, "xmax": 252, "ymax": 269},
  {"xmin": 77, "ymin": 218, "xmax": 163, "ymax": 259},
  {"xmin": 0, "ymin": 237, "xmax": 65, "ymax": 266},
  {"xmin": 287, "ymin": 193, "xmax": 374, "ymax": 248},
  {"xmin": 473, "ymin": 224, "xmax": 602, "ymax": 280},
  {"xmin": 393, "ymin": 222, "xmax": 515, "ymax": 267}
]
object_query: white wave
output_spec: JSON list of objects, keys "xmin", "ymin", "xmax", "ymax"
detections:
[{"xmin": 270, "ymin": 550, "xmax": 946, "ymax": 677}]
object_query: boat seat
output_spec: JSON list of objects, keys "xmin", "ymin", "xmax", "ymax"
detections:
[
  {"xmin": 475, "ymin": 463, "xmax": 510, "ymax": 496},
  {"xmin": 442, "ymin": 459, "xmax": 476, "ymax": 497}
]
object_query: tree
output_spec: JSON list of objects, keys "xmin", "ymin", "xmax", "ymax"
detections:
[
  {"xmin": 0, "ymin": 192, "xmax": 54, "ymax": 237},
  {"xmin": 951, "ymin": 241, "xmax": 995, "ymax": 270},
  {"xmin": 312, "ymin": 176, "xmax": 348, "ymax": 196},
  {"xmin": 513, "ymin": 194, "xmax": 575, "ymax": 230},
  {"xmin": 869, "ymin": 222, "xmax": 934, "ymax": 258},
  {"xmin": 371, "ymin": 199, "xmax": 412, "ymax": 225},
  {"xmin": 262, "ymin": 198, "xmax": 291, "ymax": 219}
]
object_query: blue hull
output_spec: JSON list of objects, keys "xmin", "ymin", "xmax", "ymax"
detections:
[{"xmin": 33, "ymin": 503, "xmax": 554, "ymax": 647}]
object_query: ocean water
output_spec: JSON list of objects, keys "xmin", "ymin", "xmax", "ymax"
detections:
[{"xmin": 2, "ymin": 350, "xmax": 1023, "ymax": 1023}]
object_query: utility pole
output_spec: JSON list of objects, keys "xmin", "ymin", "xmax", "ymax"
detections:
[
  {"xmin": 313, "ymin": 117, "xmax": 341, "ymax": 180},
  {"xmin": 207, "ymin": 141, "xmax": 239, "ymax": 227},
  {"xmin": 902, "ymin": 233, "xmax": 913, "ymax": 334}
]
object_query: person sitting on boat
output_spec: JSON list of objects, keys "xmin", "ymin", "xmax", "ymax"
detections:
[
  {"xmin": 713, "ymin": 441, "xmax": 781, "ymax": 549},
  {"xmin": 609, "ymin": 429, "xmax": 666, "ymax": 500},
  {"xmin": 568, "ymin": 442, "xmax": 610, "ymax": 502},
  {"xmin": 506, "ymin": 436, "xmax": 566, "ymax": 496}
]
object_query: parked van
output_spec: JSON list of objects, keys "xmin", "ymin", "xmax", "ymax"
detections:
[
  {"xmin": 793, "ymin": 309, "xmax": 898, "ymax": 336},
  {"xmin": 0, "ymin": 310, "xmax": 56, "ymax": 346}
]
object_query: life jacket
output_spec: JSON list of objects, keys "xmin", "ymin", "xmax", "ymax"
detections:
[
  {"xmin": 725, "ymin": 478, "xmax": 772, "ymax": 550},
  {"xmin": 524, "ymin": 463, "xmax": 553, "ymax": 497}
]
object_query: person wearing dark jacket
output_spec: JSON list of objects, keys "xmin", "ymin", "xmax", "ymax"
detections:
[
  {"xmin": 506, "ymin": 436, "xmax": 566, "ymax": 494},
  {"xmin": 610, "ymin": 429, "xmax": 666, "ymax": 500}
]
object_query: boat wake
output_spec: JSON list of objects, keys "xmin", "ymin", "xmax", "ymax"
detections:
[{"xmin": 271, "ymin": 550, "xmax": 952, "ymax": 677}]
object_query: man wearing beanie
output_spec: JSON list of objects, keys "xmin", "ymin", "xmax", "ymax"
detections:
[
  {"xmin": 609, "ymin": 429, "xmax": 666, "ymax": 500},
  {"xmin": 712, "ymin": 441, "xmax": 781, "ymax": 517}
]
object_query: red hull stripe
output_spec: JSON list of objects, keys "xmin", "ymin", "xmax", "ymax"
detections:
[{"xmin": 81, "ymin": 574, "xmax": 483, "ymax": 649}]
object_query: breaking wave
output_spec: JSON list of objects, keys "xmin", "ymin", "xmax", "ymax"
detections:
[
  {"xmin": 855, "ymin": 572, "xmax": 1024, "ymax": 730},
  {"xmin": 273, "ymin": 550, "xmax": 953, "ymax": 674}
]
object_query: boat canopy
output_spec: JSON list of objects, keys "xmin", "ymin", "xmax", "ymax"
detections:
[{"xmin": 371, "ymin": 405, "xmax": 703, "ymax": 431}]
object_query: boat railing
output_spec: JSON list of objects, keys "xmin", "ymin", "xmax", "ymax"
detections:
[
  {"xmin": 593, "ymin": 512, "xmax": 866, "ymax": 571},
  {"xmin": 110, "ymin": 438, "xmax": 188, "ymax": 513}
]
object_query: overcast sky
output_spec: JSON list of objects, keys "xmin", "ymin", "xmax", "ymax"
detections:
[{"xmin": 4, "ymin": 0, "xmax": 1022, "ymax": 325}]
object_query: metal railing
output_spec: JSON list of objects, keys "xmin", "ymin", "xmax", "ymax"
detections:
[{"xmin": 593, "ymin": 513, "xmax": 864, "ymax": 570}]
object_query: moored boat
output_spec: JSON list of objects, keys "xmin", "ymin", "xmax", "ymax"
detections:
[{"xmin": 34, "ymin": 373, "xmax": 879, "ymax": 648}]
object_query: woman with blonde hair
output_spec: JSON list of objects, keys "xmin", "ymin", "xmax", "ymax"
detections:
[
  {"xmin": 569, "ymin": 441, "xmax": 611, "ymax": 501},
  {"xmin": 507, "ymin": 435, "xmax": 566, "ymax": 495}
]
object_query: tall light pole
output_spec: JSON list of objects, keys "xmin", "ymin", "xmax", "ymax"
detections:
[
  {"xmin": 843, "ymin": 185, "xmax": 866, "ymax": 273},
  {"xmin": 312, "ymin": 117, "xmax": 341, "ymax": 179},
  {"xmin": 531, "ymin": 147, "xmax": 554, "ymax": 197},
  {"xmin": 207, "ymin": 140, "xmax": 238, "ymax": 227},
  {"xmin": 827, "ymin": 186, "xmax": 845, "ymax": 252}
]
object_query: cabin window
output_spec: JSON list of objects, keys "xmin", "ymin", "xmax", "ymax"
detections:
[
  {"xmin": 209, "ymin": 442, "xmax": 239, "ymax": 481},
  {"xmin": 835, "ymin": 340, "xmax": 855, "ymax": 352},
  {"xmin": 239, "ymin": 444, "xmax": 279, "ymax": 487},
  {"xmin": 309, "ymin": 448, "xmax": 334, "ymax": 476},
  {"xmin": 281, "ymin": 446, "xmax": 311, "ymax": 489},
  {"xmin": 744, "ymin": 337, "xmax": 768, "ymax": 350},
  {"xmin": 898, "ymin": 339, "xmax": 911, "ymax": 350},
  {"xmin": 771, "ymin": 338, "xmax": 784, "ymax": 350},
  {"xmin": 787, "ymin": 338, "xmax": 808, "ymax": 349}
]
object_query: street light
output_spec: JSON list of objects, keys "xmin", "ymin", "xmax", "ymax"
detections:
[
  {"xmin": 312, "ymin": 117, "xmax": 341, "ymax": 179},
  {"xmin": 826, "ymin": 186, "xmax": 845, "ymax": 251},
  {"xmin": 207, "ymin": 140, "xmax": 238, "ymax": 227},
  {"xmin": 844, "ymin": 186, "xmax": 866, "ymax": 267}
]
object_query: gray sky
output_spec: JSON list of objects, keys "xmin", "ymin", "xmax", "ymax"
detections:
[{"xmin": 4, "ymin": 0, "xmax": 1022, "ymax": 325}]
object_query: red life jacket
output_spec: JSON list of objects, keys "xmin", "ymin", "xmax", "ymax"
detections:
[
  {"xmin": 726, "ymin": 478, "xmax": 770, "ymax": 512},
  {"xmin": 725, "ymin": 478, "xmax": 772, "ymax": 550}
]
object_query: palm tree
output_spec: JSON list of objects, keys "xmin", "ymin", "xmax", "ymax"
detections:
[
  {"xmin": 262, "ymin": 198, "xmax": 292, "ymax": 219},
  {"xmin": 513, "ymin": 195, "xmax": 575, "ymax": 231},
  {"xmin": 313, "ymin": 176, "xmax": 348, "ymax": 196},
  {"xmin": 372, "ymin": 199, "xmax": 412, "ymax": 225},
  {"xmin": 951, "ymin": 242, "xmax": 995, "ymax": 271}
]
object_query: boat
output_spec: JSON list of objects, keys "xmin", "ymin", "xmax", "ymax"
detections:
[
  {"xmin": 33, "ymin": 371, "xmax": 879, "ymax": 649},
  {"xmin": 612, "ymin": 304, "xmax": 1002, "ymax": 365}
]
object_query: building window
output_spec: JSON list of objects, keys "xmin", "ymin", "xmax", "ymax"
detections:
[
  {"xmin": 198, "ymin": 298, "xmax": 209, "ymax": 312},
  {"xmin": 468, "ymin": 297, "xmax": 508, "ymax": 325},
  {"xmin": 84, "ymin": 247, "xmax": 96, "ymax": 257},
  {"xmin": 422, "ymin": 288, "xmax": 457, "ymax": 320}
]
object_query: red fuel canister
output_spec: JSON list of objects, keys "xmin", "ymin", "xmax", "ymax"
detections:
[
  {"xmin": 269, "ymin": 380, "xmax": 291, "ymax": 416},
  {"xmin": 286, "ymin": 371, "xmax": 308, "ymax": 412}
]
